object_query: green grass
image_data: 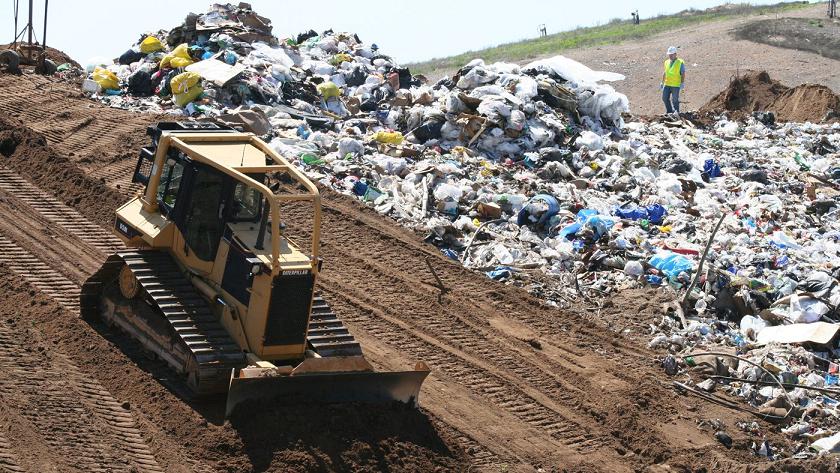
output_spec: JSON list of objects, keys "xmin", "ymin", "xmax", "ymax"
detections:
[{"xmin": 407, "ymin": 1, "xmax": 812, "ymax": 77}]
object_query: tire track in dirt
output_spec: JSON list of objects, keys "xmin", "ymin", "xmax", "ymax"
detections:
[
  {"xmin": 0, "ymin": 432, "xmax": 24, "ymax": 473},
  {"xmin": 0, "ymin": 234, "xmax": 165, "ymax": 472},
  {"xmin": 87, "ymin": 159, "xmax": 145, "ymax": 194},
  {"xmin": 0, "ymin": 234, "xmax": 80, "ymax": 308},
  {"xmin": 0, "ymin": 167, "xmax": 124, "ymax": 254},
  {"xmin": 0, "ymin": 74, "xmax": 155, "ymax": 192},
  {"xmin": 319, "ymin": 280, "xmax": 604, "ymax": 455},
  {"xmin": 0, "ymin": 317, "xmax": 158, "ymax": 472},
  {"xmin": 319, "ymin": 258, "xmax": 612, "ymax": 449},
  {"xmin": 0, "ymin": 166, "xmax": 174, "ymax": 472}
]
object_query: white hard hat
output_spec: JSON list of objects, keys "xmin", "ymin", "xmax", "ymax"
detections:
[{"xmin": 667, "ymin": 46, "xmax": 678, "ymax": 55}]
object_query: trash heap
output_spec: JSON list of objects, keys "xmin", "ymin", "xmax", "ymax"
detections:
[
  {"xmin": 643, "ymin": 117, "xmax": 840, "ymax": 459},
  {"xmin": 75, "ymin": 2, "xmax": 840, "ymax": 459},
  {"xmin": 76, "ymin": 2, "xmax": 632, "ymax": 302}
]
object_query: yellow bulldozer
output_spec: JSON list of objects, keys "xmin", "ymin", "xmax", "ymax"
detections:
[{"xmin": 81, "ymin": 122, "xmax": 429, "ymax": 416}]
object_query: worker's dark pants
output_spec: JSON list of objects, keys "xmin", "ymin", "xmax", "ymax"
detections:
[{"xmin": 662, "ymin": 86, "xmax": 681, "ymax": 114}]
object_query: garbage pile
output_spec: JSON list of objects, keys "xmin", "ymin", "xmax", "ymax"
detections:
[
  {"xmin": 73, "ymin": 2, "xmax": 840, "ymax": 459},
  {"xmin": 75, "ymin": 2, "xmax": 633, "ymax": 302},
  {"xmin": 644, "ymin": 117, "xmax": 840, "ymax": 459}
]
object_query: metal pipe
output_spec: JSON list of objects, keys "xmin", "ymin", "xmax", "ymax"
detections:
[
  {"xmin": 13, "ymin": 0, "xmax": 19, "ymax": 48},
  {"xmin": 42, "ymin": 0, "xmax": 47, "ymax": 50},
  {"xmin": 26, "ymin": 0, "xmax": 33, "ymax": 62}
]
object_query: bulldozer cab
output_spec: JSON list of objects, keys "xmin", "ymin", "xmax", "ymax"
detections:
[{"xmin": 118, "ymin": 122, "xmax": 323, "ymax": 362}]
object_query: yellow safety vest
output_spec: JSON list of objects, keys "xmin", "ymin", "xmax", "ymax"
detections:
[{"xmin": 663, "ymin": 58, "xmax": 684, "ymax": 87}]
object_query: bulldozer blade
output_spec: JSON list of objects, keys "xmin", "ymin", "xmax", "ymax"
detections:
[{"xmin": 225, "ymin": 364, "xmax": 430, "ymax": 418}]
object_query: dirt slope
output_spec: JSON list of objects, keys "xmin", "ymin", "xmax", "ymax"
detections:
[{"xmin": 1, "ymin": 70, "xmax": 837, "ymax": 472}]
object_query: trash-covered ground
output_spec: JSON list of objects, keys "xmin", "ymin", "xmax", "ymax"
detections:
[{"xmin": 58, "ymin": 1, "xmax": 840, "ymax": 462}]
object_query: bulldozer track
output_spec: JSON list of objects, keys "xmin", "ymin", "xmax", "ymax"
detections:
[
  {"xmin": 83, "ymin": 251, "xmax": 246, "ymax": 395},
  {"xmin": 332, "ymin": 247, "xmax": 611, "ymax": 397},
  {"xmin": 0, "ymin": 75, "xmax": 149, "ymax": 153},
  {"xmin": 0, "ymin": 226, "xmax": 166, "ymax": 471},
  {"xmin": 321, "ymin": 281, "xmax": 608, "ymax": 454},
  {"xmin": 0, "ymin": 433, "xmax": 24, "ymax": 473},
  {"xmin": 0, "ymin": 233, "xmax": 80, "ymax": 309},
  {"xmin": 0, "ymin": 167, "xmax": 124, "ymax": 254},
  {"xmin": 87, "ymin": 160, "xmax": 145, "ymax": 194},
  {"xmin": 319, "ymin": 245, "xmax": 620, "ymax": 452},
  {"xmin": 0, "ymin": 319, "xmax": 163, "ymax": 472},
  {"xmin": 60, "ymin": 358, "xmax": 166, "ymax": 473},
  {"xmin": 444, "ymin": 429, "xmax": 501, "ymax": 469}
]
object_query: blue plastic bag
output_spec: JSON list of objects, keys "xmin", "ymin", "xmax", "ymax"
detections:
[
  {"xmin": 645, "ymin": 275, "xmax": 663, "ymax": 285},
  {"xmin": 517, "ymin": 194, "xmax": 559, "ymax": 228},
  {"xmin": 558, "ymin": 209, "xmax": 615, "ymax": 240},
  {"xmin": 703, "ymin": 159, "xmax": 722, "ymax": 178},
  {"xmin": 649, "ymin": 251, "xmax": 693, "ymax": 278},
  {"xmin": 486, "ymin": 266, "xmax": 513, "ymax": 280},
  {"xmin": 440, "ymin": 248, "xmax": 459, "ymax": 260},
  {"xmin": 352, "ymin": 180, "xmax": 368, "ymax": 196},
  {"xmin": 614, "ymin": 204, "xmax": 667, "ymax": 224}
]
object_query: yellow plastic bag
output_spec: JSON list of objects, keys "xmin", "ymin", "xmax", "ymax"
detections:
[
  {"xmin": 91, "ymin": 67, "xmax": 119, "ymax": 90},
  {"xmin": 329, "ymin": 53, "xmax": 353, "ymax": 66},
  {"xmin": 140, "ymin": 36, "xmax": 164, "ymax": 54},
  {"xmin": 372, "ymin": 131, "xmax": 404, "ymax": 145},
  {"xmin": 161, "ymin": 43, "xmax": 194, "ymax": 69},
  {"xmin": 170, "ymin": 71, "xmax": 201, "ymax": 95},
  {"xmin": 316, "ymin": 81, "xmax": 340, "ymax": 100},
  {"xmin": 173, "ymin": 85, "xmax": 203, "ymax": 107},
  {"xmin": 170, "ymin": 56, "xmax": 194, "ymax": 68}
]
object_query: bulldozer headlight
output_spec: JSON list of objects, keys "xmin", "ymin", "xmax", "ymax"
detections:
[{"xmin": 250, "ymin": 263, "xmax": 262, "ymax": 275}]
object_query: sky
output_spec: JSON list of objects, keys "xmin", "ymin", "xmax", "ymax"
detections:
[{"xmin": 9, "ymin": 0, "xmax": 817, "ymax": 66}]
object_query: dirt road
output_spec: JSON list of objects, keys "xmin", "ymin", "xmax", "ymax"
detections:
[{"xmin": 0, "ymin": 71, "xmax": 834, "ymax": 472}]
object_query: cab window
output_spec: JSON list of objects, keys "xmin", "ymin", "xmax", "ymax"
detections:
[
  {"xmin": 183, "ymin": 166, "xmax": 225, "ymax": 261},
  {"xmin": 231, "ymin": 182, "xmax": 262, "ymax": 222},
  {"xmin": 157, "ymin": 158, "xmax": 185, "ymax": 214}
]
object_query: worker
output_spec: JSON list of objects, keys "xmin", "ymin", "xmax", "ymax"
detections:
[{"xmin": 660, "ymin": 46, "xmax": 685, "ymax": 116}]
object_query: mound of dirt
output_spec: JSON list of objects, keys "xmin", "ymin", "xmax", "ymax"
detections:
[
  {"xmin": 701, "ymin": 70, "xmax": 840, "ymax": 122},
  {"xmin": 0, "ymin": 43, "xmax": 80, "ymax": 68},
  {"xmin": 0, "ymin": 116, "xmax": 127, "ymax": 227}
]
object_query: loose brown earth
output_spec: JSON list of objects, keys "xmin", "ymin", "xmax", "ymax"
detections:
[
  {"xmin": 1, "ymin": 69, "xmax": 839, "ymax": 472},
  {"xmin": 699, "ymin": 70, "xmax": 840, "ymax": 122}
]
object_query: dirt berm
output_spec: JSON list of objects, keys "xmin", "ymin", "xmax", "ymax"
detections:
[{"xmin": 700, "ymin": 70, "xmax": 840, "ymax": 122}]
